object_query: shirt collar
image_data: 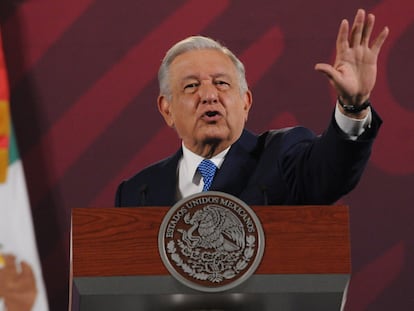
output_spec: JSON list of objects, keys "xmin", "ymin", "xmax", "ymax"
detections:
[{"xmin": 181, "ymin": 142, "xmax": 230, "ymax": 177}]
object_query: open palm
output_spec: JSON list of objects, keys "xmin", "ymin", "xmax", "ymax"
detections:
[{"xmin": 315, "ymin": 9, "xmax": 389, "ymax": 106}]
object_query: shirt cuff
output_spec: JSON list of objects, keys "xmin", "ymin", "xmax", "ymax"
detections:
[{"xmin": 334, "ymin": 102, "xmax": 372, "ymax": 141}]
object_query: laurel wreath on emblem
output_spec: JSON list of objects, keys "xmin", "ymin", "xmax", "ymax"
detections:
[{"xmin": 166, "ymin": 205, "xmax": 256, "ymax": 283}]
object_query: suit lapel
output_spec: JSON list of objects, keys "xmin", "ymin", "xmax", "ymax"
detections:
[
  {"xmin": 210, "ymin": 130, "xmax": 259, "ymax": 197},
  {"xmin": 153, "ymin": 130, "xmax": 260, "ymax": 204},
  {"xmin": 149, "ymin": 149, "xmax": 182, "ymax": 206}
]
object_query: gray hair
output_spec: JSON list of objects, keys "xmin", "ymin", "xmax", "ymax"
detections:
[{"xmin": 158, "ymin": 36, "xmax": 248, "ymax": 100}]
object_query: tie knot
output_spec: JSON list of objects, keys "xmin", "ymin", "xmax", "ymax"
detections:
[{"xmin": 198, "ymin": 159, "xmax": 217, "ymax": 191}]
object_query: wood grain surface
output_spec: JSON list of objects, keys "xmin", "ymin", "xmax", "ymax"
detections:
[{"xmin": 71, "ymin": 206, "xmax": 350, "ymax": 277}]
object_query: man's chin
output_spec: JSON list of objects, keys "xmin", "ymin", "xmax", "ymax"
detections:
[{"xmin": 202, "ymin": 136, "xmax": 223, "ymax": 146}]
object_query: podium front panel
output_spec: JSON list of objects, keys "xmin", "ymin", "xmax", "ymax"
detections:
[{"xmin": 70, "ymin": 206, "xmax": 350, "ymax": 311}]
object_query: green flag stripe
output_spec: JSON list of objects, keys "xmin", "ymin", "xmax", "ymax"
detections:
[{"xmin": 9, "ymin": 123, "xmax": 20, "ymax": 165}]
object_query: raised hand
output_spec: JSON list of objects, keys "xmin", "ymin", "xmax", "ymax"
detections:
[{"xmin": 315, "ymin": 9, "xmax": 389, "ymax": 111}]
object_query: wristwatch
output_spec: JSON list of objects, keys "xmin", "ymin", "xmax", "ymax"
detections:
[{"xmin": 338, "ymin": 97, "xmax": 371, "ymax": 113}]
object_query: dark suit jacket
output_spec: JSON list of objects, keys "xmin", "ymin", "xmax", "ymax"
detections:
[{"xmin": 115, "ymin": 110, "xmax": 382, "ymax": 207}]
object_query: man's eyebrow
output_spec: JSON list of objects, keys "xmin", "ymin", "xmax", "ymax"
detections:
[
  {"xmin": 212, "ymin": 73, "xmax": 231, "ymax": 79},
  {"xmin": 179, "ymin": 73, "xmax": 232, "ymax": 84},
  {"xmin": 181, "ymin": 75, "xmax": 199, "ymax": 81}
]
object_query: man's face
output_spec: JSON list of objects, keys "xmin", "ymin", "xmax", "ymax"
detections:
[{"xmin": 158, "ymin": 49, "xmax": 252, "ymax": 156}]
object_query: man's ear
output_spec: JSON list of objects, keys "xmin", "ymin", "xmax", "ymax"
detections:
[
  {"xmin": 157, "ymin": 95, "xmax": 174, "ymax": 128},
  {"xmin": 243, "ymin": 89, "xmax": 253, "ymax": 122}
]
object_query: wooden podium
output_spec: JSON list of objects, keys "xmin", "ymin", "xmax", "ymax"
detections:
[{"xmin": 70, "ymin": 205, "xmax": 351, "ymax": 311}]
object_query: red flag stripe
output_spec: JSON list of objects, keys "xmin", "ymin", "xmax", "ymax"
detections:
[{"xmin": 0, "ymin": 31, "xmax": 10, "ymax": 100}]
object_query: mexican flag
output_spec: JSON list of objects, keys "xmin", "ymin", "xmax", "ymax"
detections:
[{"xmin": 0, "ymin": 30, "xmax": 49, "ymax": 311}]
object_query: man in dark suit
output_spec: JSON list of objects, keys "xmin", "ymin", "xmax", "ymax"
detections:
[{"xmin": 115, "ymin": 9, "xmax": 389, "ymax": 207}]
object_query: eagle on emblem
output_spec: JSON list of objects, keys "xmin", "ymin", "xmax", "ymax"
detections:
[{"xmin": 181, "ymin": 205, "xmax": 245, "ymax": 252}]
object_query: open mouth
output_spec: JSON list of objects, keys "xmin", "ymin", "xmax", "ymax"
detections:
[
  {"xmin": 205, "ymin": 111, "xmax": 219, "ymax": 117},
  {"xmin": 202, "ymin": 110, "xmax": 221, "ymax": 122}
]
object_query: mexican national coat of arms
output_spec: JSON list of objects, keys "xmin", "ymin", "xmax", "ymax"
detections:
[{"xmin": 158, "ymin": 191, "xmax": 265, "ymax": 292}]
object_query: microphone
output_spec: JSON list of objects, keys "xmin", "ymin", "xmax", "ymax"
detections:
[
  {"xmin": 260, "ymin": 185, "xmax": 268, "ymax": 206},
  {"xmin": 139, "ymin": 184, "xmax": 148, "ymax": 206}
]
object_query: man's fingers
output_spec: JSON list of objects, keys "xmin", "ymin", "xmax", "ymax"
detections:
[
  {"xmin": 350, "ymin": 9, "xmax": 366, "ymax": 47},
  {"xmin": 315, "ymin": 63, "xmax": 335, "ymax": 79},
  {"xmin": 371, "ymin": 26, "xmax": 390, "ymax": 54},
  {"xmin": 361, "ymin": 13, "xmax": 375, "ymax": 46},
  {"xmin": 336, "ymin": 19, "xmax": 349, "ymax": 51}
]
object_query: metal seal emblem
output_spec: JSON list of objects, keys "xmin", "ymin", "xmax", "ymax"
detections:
[{"xmin": 158, "ymin": 191, "xmax": 265, "ymax": 292}]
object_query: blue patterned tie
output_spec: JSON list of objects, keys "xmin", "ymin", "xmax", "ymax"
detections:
[{"xmin": 198, "ymin": 159, "xmax": 217, "ymax": 191}]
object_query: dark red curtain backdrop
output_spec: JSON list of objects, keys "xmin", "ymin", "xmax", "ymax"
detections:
[{"xmin": 1, "ymin": 0, "xmax": 413, "ymax": 310}]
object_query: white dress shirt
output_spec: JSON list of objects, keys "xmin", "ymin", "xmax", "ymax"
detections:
[
  {"xmin": 177, "ymin": 102, "xmax": 371, "ymax": 199},
  {"xmin": 335, "ymin": 102, "xmax": 372, "ymax": 140},
  {"xmin": 178, "ymin": 145, "xmax": 230, "ymax": 199}
]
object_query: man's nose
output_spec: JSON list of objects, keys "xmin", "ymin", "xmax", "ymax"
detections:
[{"xmin": 199, "ymin": 83, "xmax": 218, "ymax": 104}]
